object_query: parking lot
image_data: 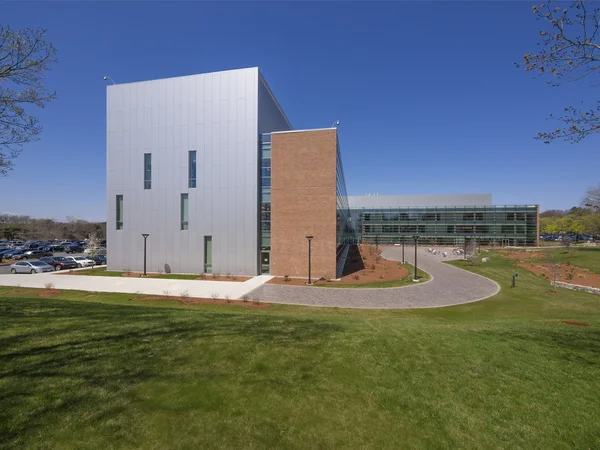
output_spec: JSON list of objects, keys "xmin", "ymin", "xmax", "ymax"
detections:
[{"xmin": 0, "ymin": 251, "xmax": 94, "ymax": 275}]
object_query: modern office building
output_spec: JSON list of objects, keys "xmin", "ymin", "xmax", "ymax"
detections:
[
  {"xmin": 106, "ymin": 67, "xmax": 538, "ymax": 279},
  {"xmin": 347, "ymin": 195, "xmax": 539, "ymax": 247}
]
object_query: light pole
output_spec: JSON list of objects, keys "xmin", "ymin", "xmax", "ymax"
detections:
[
  {"xmin": 412, "ymin": 234, "xmax": 419, "ymax": 281},
  {"xmin": 142, "ymin": 234, "xmax": 149, "ymax": 277},
  {"xmin": 306, "ymin": 235, "xmax": 313, "ymax": 285}
]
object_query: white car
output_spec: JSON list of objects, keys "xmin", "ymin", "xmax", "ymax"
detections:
[{"xmin": 65, "ymin": 256, "xmax": 96, "ymax": 268}]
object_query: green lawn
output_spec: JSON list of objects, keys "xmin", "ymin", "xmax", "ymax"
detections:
[
  {"xmin": 319, "ymin": 263, "xmax": 430, "ymax": 288},
  {"xmin": 153, "ymin": 273, "xmax": 200, "ymax": 280},
  {"xmin": 542, "ymin": 247, "xmax": 600, "ymax": 273},
  {"xmin": 67, "ymin": 268, "xmax": 200, "ymax": 280},
  {"xmin": 1, "ymin": 254, "xmax": 600, "ymax": 448},
  {"xmin": 67, "ymin": 267, "xmax": 123, "ymax": 277}
]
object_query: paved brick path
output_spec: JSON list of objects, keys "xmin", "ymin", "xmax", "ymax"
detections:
[{"xmin": 248, "ymin": 247, "xmax": 500, "ymax": 309}]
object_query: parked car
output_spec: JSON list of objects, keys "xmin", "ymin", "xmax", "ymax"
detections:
[
  {"xmin": 10, "ymin": 250, "xmax": 31, "ymax": 260},
  {"xmin": 91, "ymin": 254, "xmax": 107, "ymax": 265},
  {"xmin": 64, "ymin": 256, "xmax": 95, "ymax": 267},
  {"xmin": 64, "ymin": 244, "xmax": 84, "ymax": 254},
  {"xmin": 49, "ymin": 244, "xmax": 65, "ymax": 252},
  {"xmin": 40, "ymin": 256, "xmax": 79, "ymax": 271},
  {"xmin": 17, "ymin": 249, "xmax": 53, "ymax": 260},
  {"xmin": 10, "ymin": 260, "xmax": 55, "ymax": 274}
]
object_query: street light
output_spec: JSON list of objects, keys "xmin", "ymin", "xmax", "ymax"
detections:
[
  {"xmin": 412, "ymin": 234, "xmax": 419, "ymax": 281},
  {"xmin": 331, "ymin": 120, "xmax": 340, "ymax": 128},
  {"xmin": 306, "ymin": 235, "xmax": 314, "ymax": 285},
  {"xmin": 103, "ymin": 75, "xmax": 116, "ymax": 85},
  {"xmin": 141, "ymin": 234, "xmax": 149, "ymax": 277}
]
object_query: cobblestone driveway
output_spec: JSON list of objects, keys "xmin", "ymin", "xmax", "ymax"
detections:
[{"xmin": 248, "ymin": 247, "xmax": 500, "ymax": 309}]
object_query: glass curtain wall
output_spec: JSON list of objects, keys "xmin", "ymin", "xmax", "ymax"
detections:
[
  {"xmin": 259, "ymin": 134, "xmax": 271, "ymax": 273},
  {"xmin": 336, "ymin": 136, "xmax": 354, "ymax": 245},
  {"xmin": 350, "ymin": 205, "xmax": 539, "ymax": 246}
]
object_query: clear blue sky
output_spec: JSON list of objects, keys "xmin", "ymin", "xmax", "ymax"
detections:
[{"xmin": 2, "ymin": 1, "xmax": 598, "ymax": 221}]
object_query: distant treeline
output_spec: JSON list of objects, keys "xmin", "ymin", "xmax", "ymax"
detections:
[{"xmin": 0, "ymin": 214, "xmax": 106, "ymax": 241}]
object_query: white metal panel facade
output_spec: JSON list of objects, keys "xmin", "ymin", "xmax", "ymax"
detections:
[{"xmin": 107, "ymin": 67, "xmax": 269, "ymax": 275}]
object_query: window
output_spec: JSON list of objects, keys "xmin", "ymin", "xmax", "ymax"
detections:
[
  {"xmin": 463, "ymin": 213, "xmax": 474, "ymax": 221},
  {"xmin": 204, "ymin": 236, "xmax": 212, "ymax": 274},
  {"xmin": 144, "ymin": 153, "xmax": 151, "ymax": 189},
  {"xmin": 188, "ymin": 151, "xmax": 196, "ymax": 188},
  {"xmin": 501, "ymin": 225, "xmax": 514, "ymax": 233},
  {"xmin": 475, "ymin": 213, "xmax": 484, "ymax": 221},
  {"xmin": 116, "ymin": 195, "xmax": 123, "ymax": 230},
  {"xmin": 506, "ymin": 213, "xmax": 515, "ymax": 221},
  {"xmin": 456, "ymin": 225, "xmax": 474, "ymax": 233},
  {"xmin": 180, "ymin": 194, "xmax": 188, "ymax": 230},
  {"xmin": 475, "ymin": 225, "xmax": 490, "ymax": 233}
]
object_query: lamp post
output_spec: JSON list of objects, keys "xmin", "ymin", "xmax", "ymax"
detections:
[
  {"xmin": 306, "ymin": 235, "xmax": 313, "ymax": 285},
  {"xmin": 412, "ymin": 234, "xmax": 419, "ymax": 281},
  {"xmin": 141, "ymin": 234, "xmax": 149, "ymax": 277}
]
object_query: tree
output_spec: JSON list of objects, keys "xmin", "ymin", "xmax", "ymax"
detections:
[
  {"xmin": 581, "ymin": 182, "xmax": 600, "ymax": 209},
  {"xmin": 1, "ymin": 225, "xmax": 24, "ymax": 240},
  {"xmin": 520, "ymin": 1, "xmax": 600, "ymax": 143},
  {"xmin": 86, "ymin": 232, "xmax": 102, "ymax": 258},
  {"xmin": 0, "ymin": 26, "xmax": 57, "ymax": 175},
  {"xmin": 540, "ymin": 209, "xmax": 567, "ymax": 218}
]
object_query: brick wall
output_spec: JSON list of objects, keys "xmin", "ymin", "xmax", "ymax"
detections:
[{"xmin": 270, "ymin": 129, "xmax": 337, "ymax": 279}]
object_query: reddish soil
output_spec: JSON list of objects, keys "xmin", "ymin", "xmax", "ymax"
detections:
[
  {"xmin": 5, "ymin": 288, "xmax": 62, "ymax": 297},
  {"xmin": 193, "ymin": 275, "xmax": 250, "ymax": 282},
  {"xmin": 135, "ymin": 295, "xmax": 270, "ymax": 309},
  {"xmin": 268, "ymin": 244, "xmax": 409, "ymax": 286},
  {"xmin": 62, "ymin": 271, "xmax": 249, "ymax": 282},
  {"xmin": 563, "ymin": 320, "xmax": 589, "ymax": 327},
  {"xmin": 5, "ymin": 289, "xmax": 40, "ymax": 296},
  {"xmin": 516, "ymin": 261, "xmax": 600, "ymax": 289},
  {"xmin": 37, "ymin": 289, "xmax": 62, "ymax": 297}
]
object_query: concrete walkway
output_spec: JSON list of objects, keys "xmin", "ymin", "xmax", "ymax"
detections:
[
  {"xmin": 0, "ymin": 268, "xmax": 273, "ymax": 300},
  {"xmin": 248, "ymin": 247, "xmax": 500, "ymax": 309}
]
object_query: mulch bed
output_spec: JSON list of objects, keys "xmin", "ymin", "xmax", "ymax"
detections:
[
  {"xmin": 516, "ymin": 262, "xmax": 600, "ymax": 289},
  {"xmin": 563, "ymin": 320, "xmax": 589, "ymax": 327},
  {"xmin": 134, "ymin": 295, "xmax": 271, "ymax": 309},
  {"xmin": 268, "ymin": 244, "xmax": 409, "ymax": 286},
  {"xmin": 5, "ymin": 288, "xmax": 62, "ymax": 297}
]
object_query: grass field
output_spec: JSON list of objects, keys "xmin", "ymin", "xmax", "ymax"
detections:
[
  {"xmin": 542, "ymin": 247, "xmax": 600, "ymax": 273},
  {"xmin": 319, "ymin": 263, "xmax": 430, "ymax": 288},
  {"xmin": 67, "ymin": 268, "xmax": 200, "ymax": 280},
  {"xmin": 1, "ymin": 253, "xmax": 599, "ymax": 448}
]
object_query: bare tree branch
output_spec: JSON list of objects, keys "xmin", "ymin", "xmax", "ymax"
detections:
[
  {"xmin": 519, "ymin": 0, "xmax": 600, "ymax": 143},
  {"xmin": 0, "ymin": 26, "xmax": 57, "ymax": 175}
]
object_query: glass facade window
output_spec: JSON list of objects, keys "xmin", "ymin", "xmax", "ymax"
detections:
[
  {"xmin": 180, "ymin": 193, "xmax": 188, "ymax": 230},
  {"xmin": 350, "ymin": 205, "xmax": 539, "ymax": 246},
  {"xmin": 144, "ymin": 153, "xmax": 151, "ymax": 190},
  {"xmin": 189, "ymin": 151, "xmax": 196, "ymax": 188},
  {"xmin": 116, "ymin": 195, "xmax": 123, "ymax": 230},
  {"xmin": 259, "ymin": 134, "xmax": 271, "ymax": 273},
  {"xmin": 204, "ymin": 236, "xmax": 212, "ymax": 273}
]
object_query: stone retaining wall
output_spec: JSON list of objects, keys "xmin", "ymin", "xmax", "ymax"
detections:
[{"xmin": 552, "ymin": 281, "xmax": 600, "ymax": 295}]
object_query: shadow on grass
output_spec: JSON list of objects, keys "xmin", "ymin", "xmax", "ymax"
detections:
[{"xmin": 0, "ymin": 297, "xmax": 343, "ymax": 448}]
